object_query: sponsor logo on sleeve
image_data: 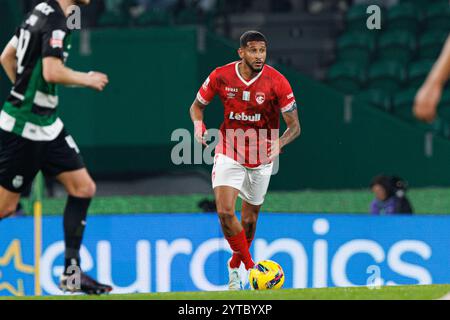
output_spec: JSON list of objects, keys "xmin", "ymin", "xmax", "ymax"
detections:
[
  {"xmin": 36, "ymin": 3, "xmax": 55, "ymax": 15},
  {"xmin": 202, "ymin": 77, "xmax": 210, "ymax": 90},
  {"xmin": 49, "ymin": 30, "xmax": 66, "ymax": 49}
]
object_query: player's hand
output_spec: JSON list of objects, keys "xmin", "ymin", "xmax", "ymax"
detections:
[
  {"xmin": 86, "ymin": 71, "xmax": 109, "ymax": 91},
  {"xmin": 413, "ymin": 81, "xmax": 443, "ymax": 123},
  {"xmin": 194, "ymin": 120, "xmax": 208, "ymax": 146},
  {"xmin": 268, "ymin": 139, "xmax": 282, "ymax": 160}
]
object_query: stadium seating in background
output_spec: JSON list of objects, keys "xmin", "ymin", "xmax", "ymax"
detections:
[
  {"xmin": 419, "ymin": 32, "xmax": 449, "ymax": 60},
  {"xmin": 354, "ymin": 88, "xmax": 392, "ymax": 111},
  {"xmin": 345, "ymin": 3, "xmax": 385, "ymax": 32},
  {"xmin": 408, "ymin": 59, "xmax": 435, "ymax": 88},
  {"xmin": 98, "ymin": 11, "xmax": 127, "ymax": 27},
  {"xmin": 400, "ymin": 0, "xmax": 438, "ymax": 11},
  {"xmin": 377, "ymin": 30, "xmax": 416, "ymax": 63},
  {"xmin": 392, "ymin": 87, "xmax": 420, "ymax": 122},
  {"xmin": 174, "ymin": 6, "xmax": 200, "ymax": 24},
  {"xmin": 327, "ymin": 0, "xmax": 449, "ymax": 138},
  {"xmin": 387, "ymin": 2, "xmax": 420, "ymax": 33},
  {"xmin": 367, "ymin": 60, "xmax": 406, "ymax": 94},
  {"xmin": 424, "ymin": 1, "xmax": 450, "ymax": 32},
  {"xmin": 327, "ymin": 61, "xmax": 366, "ymax": 94},
  {"xmin": 391, "ymin": 87, "xmax": 450, "ymax": 137},
  {"xmin": 437, "ymin": 90, "xmax": 450, "ymax": 118},
  {"xmin": 97, "ymin": 0, "xmax": 221, "ymax": 28},
  {"xmin": 431, "ymin": 118, "xmax": 450, "ymax": 139},
  {"xmin": 134, "ymin": 9, "xmax": 171, "ymax": 26},
  {"xmin": 336, "ymin": 32, "xmax": 376, "ymax": 65}
]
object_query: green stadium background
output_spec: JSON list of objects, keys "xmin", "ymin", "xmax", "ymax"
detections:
[{"xmin": 1, "ymin": 0, "xmax": 450, "ymax": 214}]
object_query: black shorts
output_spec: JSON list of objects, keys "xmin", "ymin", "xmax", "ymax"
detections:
[{"xmin": 0, "ymin": 128, "xmax": 85, "ymax": 193}]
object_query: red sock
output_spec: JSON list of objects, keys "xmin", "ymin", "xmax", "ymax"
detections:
[
  {"xmin": 229, "ymin": 237, "xmax": 254, "ymax": 268},
  {"xmin": 226, "ymin": 230, "xmax": 255, "ymax": 270}
]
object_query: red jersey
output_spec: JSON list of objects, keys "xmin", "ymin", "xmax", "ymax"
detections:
[{"xmin": 197, "ymin": 61, "xmax": 297, "ymax": 168}]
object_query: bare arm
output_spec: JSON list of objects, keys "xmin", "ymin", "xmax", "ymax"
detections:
[
  {"xmin": 269, "ymin": 109, "xmax": 301, "ymax": 160},
  {"xmin": 426, "ymin": 35, "xmax": 450, "ymax": 86},
  {"xmin": 0, "ymin": 43, "xmax": 17, "ymax": 84},
  {"xmin": 189, "ymin": 98, "xmax": 206, "ymax": 123},
  {"xmin": 413, "ymin": 35, "xmax": 450, "ymax": 122},
  {"xmin": 189, "ymin": 98, "xmax": 208, "ymax": 146},
  {"xmin": 280, "ymin": 109, "xmax": 301, "ymax": 148},
  {"xmin": 42, "ymin": 57, "xmax": 109, "ymax": 91}
]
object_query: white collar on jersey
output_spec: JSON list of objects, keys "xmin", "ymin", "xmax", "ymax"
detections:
[{"xmin": 235, "ymin": 61, "xmax": 265, "ymax": 87}]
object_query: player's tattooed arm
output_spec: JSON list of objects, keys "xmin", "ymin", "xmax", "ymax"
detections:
[
  {"xmin": 190, "ymin": 99, "xmax": 208, "ymax": 146},
  {"xmin": 269, "ymin": 107, "xmax": 301, "ymax": 160},
  {"xmin": 0, "ymin": 42, "xmax": 17, "ymax": 84},
  {"xmin": 42, "ymin": 57, "xmax": 109, "ymax": 91},
  {"xmin": 280, "ymin": 107, "xmax": 301, "ymax": 148}
]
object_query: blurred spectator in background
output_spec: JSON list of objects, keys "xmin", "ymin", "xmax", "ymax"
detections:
[
  {"xmin": 198, "ymin": 0, "xmax": 218, "ymax": 14},
  {"xmin": 369, "ymin": 175, "xmax": 413, "ymax": 215}
]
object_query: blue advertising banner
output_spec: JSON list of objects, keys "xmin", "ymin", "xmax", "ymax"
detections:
[{"xmin": 0, "ymin": 213, "xmax": 449, "ymax": 296}]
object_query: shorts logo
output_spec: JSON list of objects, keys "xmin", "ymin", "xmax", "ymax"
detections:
[
  {"xmin": 256, "ymin": 92, "xmax": 265, "ymax": 105},
  {"xmin": 12, "ymin": 175, "xmax": 23, "ymax": 189},
  {"xmin": 65, "ymin": 136, "xmax": 80, "ymax": 154}
]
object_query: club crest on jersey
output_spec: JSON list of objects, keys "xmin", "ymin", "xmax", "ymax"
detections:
[
  {"xmin": 12, "ymin": 175, "xmax": 24, "ymax": 189},
  {"xmin": 255, "ymin": 92, "xmax": 265, "ymax": 105}
]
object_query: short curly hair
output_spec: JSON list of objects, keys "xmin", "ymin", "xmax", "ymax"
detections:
[{"xmin": 240, "ymin": 31, "xmax": 267, "ymax": 48}]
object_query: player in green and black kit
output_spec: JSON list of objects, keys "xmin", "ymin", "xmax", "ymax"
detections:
[{"xmin": 0, "ymin": 0, "xmax": 112, "ymax": 294}]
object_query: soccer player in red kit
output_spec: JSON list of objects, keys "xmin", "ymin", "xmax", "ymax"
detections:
[{"xmin": 189, "ymin": 31, "xmax": 301, "ymax": 290}]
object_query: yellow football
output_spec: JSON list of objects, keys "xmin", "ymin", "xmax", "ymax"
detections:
[{"xmin": 249, "ymin": 260, "xmax": 285, "ymax": 290}]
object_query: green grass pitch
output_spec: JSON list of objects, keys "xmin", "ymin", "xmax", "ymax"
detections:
[{"xmin": 2, "ymin": 285, "xmax": 450, "ymax": 300}]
